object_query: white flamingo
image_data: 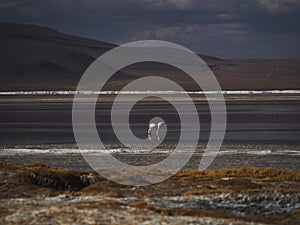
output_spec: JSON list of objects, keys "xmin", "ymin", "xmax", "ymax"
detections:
[{"xmin": 148, "ymin": 121, "xmax": 166, "ymax": 141}]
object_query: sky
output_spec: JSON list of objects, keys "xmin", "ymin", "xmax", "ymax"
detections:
[{"xmin": 1, "ymin": 0, "xmax": 300, "ymax": 58}]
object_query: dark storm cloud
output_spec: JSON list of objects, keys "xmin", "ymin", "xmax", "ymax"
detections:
[{"xmin": 1, "ymin": 0, "xmax": 300, "ymax": 58}]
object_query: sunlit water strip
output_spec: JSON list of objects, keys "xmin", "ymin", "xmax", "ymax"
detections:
[
  {"xmin": 1, "ymin": 148, "xmax": 299, "ymax": 156},
  {"xmin": 0, "ymin": 90, "xmax": 300, "ymax": 95}
]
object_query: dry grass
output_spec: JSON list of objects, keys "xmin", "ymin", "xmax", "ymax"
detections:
[
  {"xmin": 176, "ymin": 166, "xmax": 300, "ymax": 181},
  {"xmin": 0, "ymin": 163, "xmax": 299, "ymax": 224},
  {"xmin": 0, "ymin": 163, "xmax": 299, "ymax": 199}
]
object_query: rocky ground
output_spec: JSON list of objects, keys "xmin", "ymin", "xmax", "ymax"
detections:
[{"xmin": 0, "ymin": 163, "xmax": 299, "ymax": 224}]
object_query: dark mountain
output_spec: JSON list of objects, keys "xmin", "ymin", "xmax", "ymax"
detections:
[
  {"xmin": 0, "ymin": 22, "xmax": 300, "ymax": 91},
  {"xmin": 0, "ymin": 22, "xmax": 116, "ymax": 90}
]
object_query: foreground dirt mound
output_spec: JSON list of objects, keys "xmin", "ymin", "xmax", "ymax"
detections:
[
  {"xmin": 0, "ymin": 163, "xmax": 104, "ymax": 197},
  {"xmin": 16, "ymin": 170, "xmax": 88, "ymax": 191}
]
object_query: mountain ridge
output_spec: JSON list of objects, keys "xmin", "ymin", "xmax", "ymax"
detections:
[{"xmin": 1, "ymin": 22, "xmax": 300, "ymax": 91}]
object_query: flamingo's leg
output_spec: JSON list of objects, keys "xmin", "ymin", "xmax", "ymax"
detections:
[{"xmin": 155, "ymin": 128, "xmax": 159, "ymax": 141}]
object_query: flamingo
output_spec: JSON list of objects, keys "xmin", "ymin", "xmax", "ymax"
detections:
[{"xmin": 148, "ymin": 121, "xmax": 166, "ymax": 141}]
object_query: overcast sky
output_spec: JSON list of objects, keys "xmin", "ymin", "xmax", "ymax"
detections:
[{"xmin": 1, "ymin": 0, "xmax": 300, "ymax": 58}]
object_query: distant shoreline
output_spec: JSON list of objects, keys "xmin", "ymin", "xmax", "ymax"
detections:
[{"xmin": 1, "ymin": 89, "xmax": 300, "ymax": 96}]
